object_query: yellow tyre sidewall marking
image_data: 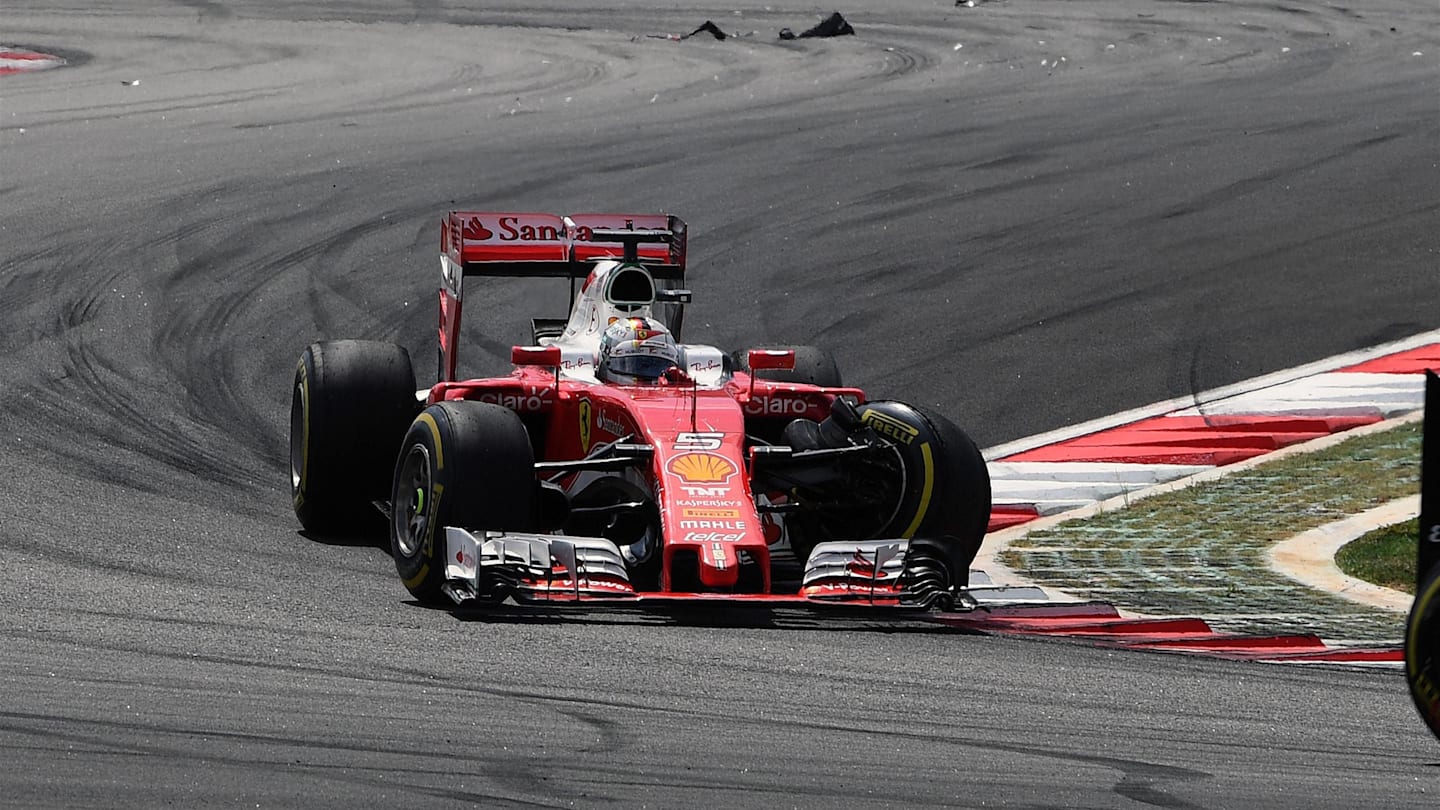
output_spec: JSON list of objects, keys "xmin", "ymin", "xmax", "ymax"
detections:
[
  {"xmin": 416, "ymin": 412, "xmax": 444, "ymax": 470},
  {"xmin": 292, "ymin": 360, "xmax": 309, "ymax": 510},
  {"xmin": 900, "ymin": 441, "xmax": 935, "ymax": 538},
  {"xmin": 403, "ymin": 411, "xmax": 445, "ymax": 589}
]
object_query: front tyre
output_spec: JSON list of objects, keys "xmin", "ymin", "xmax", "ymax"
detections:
[
  {"xmin": 290, "ymin": 340, "xmax": 417, "ymax": 535},
  {"xmin": 390, "ymin": 401, "xmax": 537, "ymax": 605},
  {"xmin": 1406, "ymin": 566, "xmax": 1440, "ymax": 741},
  {"xmin": 854, "ymin": 401, "xmax": 991, "ymax": 585}
]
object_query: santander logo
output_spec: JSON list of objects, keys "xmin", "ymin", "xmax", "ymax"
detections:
[
  {"xmin": 459, "ymin": 215, "xmax": 614, "ymax": 244},
  {"xmin": 460, "ymin": 217, "xmax": 496, "ymax": 241}
]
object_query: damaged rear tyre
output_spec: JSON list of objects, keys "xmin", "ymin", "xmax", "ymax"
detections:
[{"xmin": 732, "ymin": 345, "xmax": 843, "ymax": 387}]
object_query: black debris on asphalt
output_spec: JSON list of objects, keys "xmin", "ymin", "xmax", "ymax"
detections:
[
  {"xmin": 683, "ymin": 20, "xmax": 729, "ymax": 40},
  {"xmin": 779, "ymin": 12, "xmax": 856, "ymax": 40}
]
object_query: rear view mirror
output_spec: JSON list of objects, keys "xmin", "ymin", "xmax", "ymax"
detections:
[
  {"xmin": 512, "ymin": 346, "xmax": 562, "ymax": 367},
  {"xmin": 747, "ymin": 349, "xmax": 796, "ymax": 372}
]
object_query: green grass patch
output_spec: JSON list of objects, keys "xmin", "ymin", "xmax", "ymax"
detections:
[
  {"xmin": 1004, "ymin": 420, "xmax": 1422, "ymax": 555},
  {"xmin": 1335, "ymin": 518, "xmax": 1418, "ymax": 594}
]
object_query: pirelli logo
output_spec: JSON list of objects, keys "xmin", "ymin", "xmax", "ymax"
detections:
[
  {"xmin": 862, "ymin": 410, "xmax": 920, "ymax": 445},
  {"xmin": 683, "ymin": 507, "xmax": 741, "ymax": 519}
]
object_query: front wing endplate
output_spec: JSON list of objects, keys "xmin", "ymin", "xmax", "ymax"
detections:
[{"xmin": 443, "ymin": 527, "xmax": 638, "ymax": 604}]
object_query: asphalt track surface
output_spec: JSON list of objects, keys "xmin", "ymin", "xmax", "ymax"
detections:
[{"xmin": 2, "ymin": 1, "xmax": 1438, "ymax": 807}]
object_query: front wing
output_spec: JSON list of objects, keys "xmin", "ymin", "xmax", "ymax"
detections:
[{"xmin": 440, "ymin": 528, "xmax": 957, "ymax": 609}]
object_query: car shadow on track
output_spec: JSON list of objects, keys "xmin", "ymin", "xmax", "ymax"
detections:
[
  {"xmin": 309, "ymin": 533, "xmax": 985, "ymax": 635},
  {"xmin": 296, "ymin": 528, "xmax": 389, "ymax": 549},
  {"xmin": 423, "ymin": 601, "xmax": 987, "ymax": 634}
]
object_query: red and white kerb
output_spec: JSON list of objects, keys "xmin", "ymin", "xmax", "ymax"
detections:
[{"xmin": 0, "ymin": 48, "xmax": 66, "ymax": 76}]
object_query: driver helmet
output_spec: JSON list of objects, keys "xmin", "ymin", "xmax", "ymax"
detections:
[{"xmin": 597, "ymin": 317, "xmax": 681, "ymax": 384}]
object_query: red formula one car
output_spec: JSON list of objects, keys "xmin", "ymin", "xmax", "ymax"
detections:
[{"xmin": 289, "ymin": 212, "xmax": 990, "ymax": 610}]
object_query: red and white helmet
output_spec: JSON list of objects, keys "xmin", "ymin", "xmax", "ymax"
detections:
[{"xmin": 597, "ymin": 317, "xmax": 681, "ymax": 384}]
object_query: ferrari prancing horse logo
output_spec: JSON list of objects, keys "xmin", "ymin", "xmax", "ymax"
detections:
[{"xmin": 578, "ymin": 399, "xmax": 593, "ymax": 453}]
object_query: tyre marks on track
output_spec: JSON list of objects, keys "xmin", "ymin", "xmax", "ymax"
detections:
[
  {"xmin": 146, "ymin": 192, "xmax": 462, "ymax": 484},
  {"xmin": 0, "ymin": 211, "xmax": 280, "ymax": 497}
]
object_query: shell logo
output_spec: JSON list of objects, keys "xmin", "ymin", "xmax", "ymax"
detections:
[{"xmin": 667, "ymin": 452, "xmax": 736, "ymax": 484}]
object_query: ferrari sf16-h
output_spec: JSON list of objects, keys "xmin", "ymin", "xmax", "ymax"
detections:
[{"xmin": 289, "ymin": 212, "xmax": 991, "ymax": 611}]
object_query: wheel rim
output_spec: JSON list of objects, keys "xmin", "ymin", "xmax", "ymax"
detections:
[
  {"xmin": 289, "ymin": 379, "xmax": 307, "ymax": 494},
  {"xmin": 394, "ymin": 444, "xmax": 433, "ymax": 558}
]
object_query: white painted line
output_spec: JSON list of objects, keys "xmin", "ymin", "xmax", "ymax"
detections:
[
  {"xmin": 0, "ymin": 58, "xmax": 60, "ymax": 70},
  {"xmin": 988, "ymin": 461, "xmax": 1212, "ymax": 483},
  {"xmin": 990, "ymin": 461, "xmax": 1214, "ymax": 514},
  {"xmin": 995, "ymin": 497, "xmax": 1108, "ymax": 516},
  {"xmin": 1170, "ymin": 372, "xmax": 1424, "ymax": 419},
  {"xmin": 990, "ymin": 478, "xmax": 1153, "ymax": 500},
  {"xmin": 1267, "ymin": 496, "xmax": 1417, "ymax": 613}
]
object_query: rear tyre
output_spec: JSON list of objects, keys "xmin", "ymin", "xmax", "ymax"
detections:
[
  {"xmin": 290, "ymin": 340, "xmax": 417, "ymax": 535},
  {"xmin": 731, "ymin": 345, "xmax": 842, "ymax": 387},
  {"xmin": 390, "ymin": 401, "xmax": 537, "ymax": 605}
]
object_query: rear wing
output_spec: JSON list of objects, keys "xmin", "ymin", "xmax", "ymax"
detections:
[
  {"xmin": 436, "ymin": 211, "xmax": 687, "ymax": 382},
  {"xmin": 440, "ymin": 212, "xmax": 686, "ymax": 279}
]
